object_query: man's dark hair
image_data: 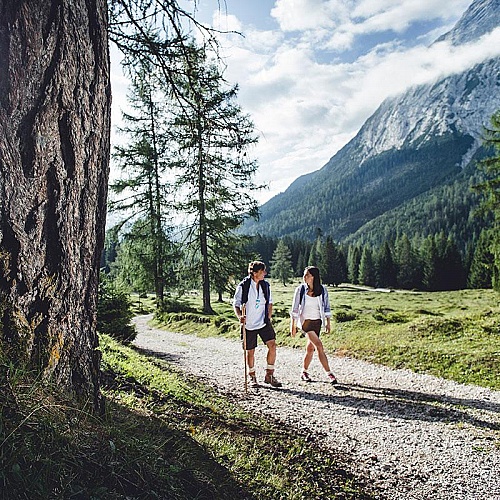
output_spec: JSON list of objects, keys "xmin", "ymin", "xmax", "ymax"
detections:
[{"xmin": 248, "ymin": 261, "xmax": 266, "ymax": 275}]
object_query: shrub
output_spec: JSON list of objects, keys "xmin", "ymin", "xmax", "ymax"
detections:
[
  {"xmin": 333, "ymin": 310, "xmax": 357, "ymax": 322},
  {"xmin": 97, "ymin": 274, "xmax": 136, "ymax": 343},
  {"xmin": 373, "ymin": 308, "xmax": 409, "ymax": 323}
]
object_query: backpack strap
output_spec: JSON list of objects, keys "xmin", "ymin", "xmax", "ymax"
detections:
[
  {"xmin": 299, "ymin": 284, "xmax": 305, "ymax": 303},
  {"xmin": 300, "ymin": 284, "xmax": 325, "ymax": 302},
  {"xmin": 240, "ymin": 277, "xmax": 270, "ymax": 305}
]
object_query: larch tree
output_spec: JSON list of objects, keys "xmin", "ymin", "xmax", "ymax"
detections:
[
  {"xmin": 0, "ymin": 0, "xmax": 110, "ymax": 412},
  {"xmin": 110, "ymin": 61, "xmax": 176, "ymax": 303},
  {"xmin": 174, "ymin": 45, "xmax": 261, "ymax": 314}
]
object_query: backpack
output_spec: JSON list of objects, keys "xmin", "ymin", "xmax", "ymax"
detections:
[{"xmin": 299, "ymin": 284, "xmax": 325, "ymax": 303}]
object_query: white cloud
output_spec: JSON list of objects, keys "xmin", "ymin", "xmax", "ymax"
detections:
[
  {"xmin": 213, "ymin": 4, "xmax": 500, "ymax": 203},
  {"xmin": 353, "ymin": 0, "xmax": 471, "ymax": 30},
  {"xmin": 271, "ymin": 0, "xmax": 340, "ymax": 31},
  {"xmin": 110, "ymin": 0, "xmax": 495, "ymax": 204}
]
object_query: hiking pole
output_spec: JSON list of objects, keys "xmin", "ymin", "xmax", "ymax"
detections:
[{"xmin": 242, "ymin": 304, "xmax": 248, "ymax": 394}]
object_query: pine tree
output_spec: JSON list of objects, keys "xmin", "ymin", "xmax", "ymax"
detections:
[
  {"xmin": 468, "ymin": 229, "xmax": 494, "ymax": 288},
  {"xmin": 376, "ymin": 241, "xmax": 397, "ymax": 288},
  {"xmin": 321, "ymin": 236, "xmax": 347, "ymax": 286},
  {"xmin": 421, "ymin": 235, "xmax": 439, "ymax": 291},
  {"xmin": 347, "ymin": 246, "xmax": 361, "ymax": 284},
  {"xmin": 395, "ymin": 234, "xmax": 420, "ymax": 289},
  {"xmin": 296, "ymin": 250, "xmax": 309, "ymax": 277},
  {"xmin": 271, "ymin": 240, "xmax": 294, "ymax": 286},
  {"xmin": 308, "ymin": 236, "xmax": 322, "ymax": 267},
  {"xmin": 358, "ymin": 247, "xmax": 376, "ymax": 287},
  {"xmin": 440, "ymin": 235, "xmax": 466, "ymax": 291}
]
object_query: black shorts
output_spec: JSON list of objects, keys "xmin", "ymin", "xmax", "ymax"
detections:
[
  {"xmin": 302, "ymin": 319, "xmax": 322, "ymax": 336},
  {"xmin": 242, "ymin": 323, "xmax": 276, "ymax": 350}
]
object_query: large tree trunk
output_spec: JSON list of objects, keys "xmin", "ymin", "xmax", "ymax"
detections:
[{"xmin": 0, "ymin": 0, "xmax": 110, "ymax": 412}]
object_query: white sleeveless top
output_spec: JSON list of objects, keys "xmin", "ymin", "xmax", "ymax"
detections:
[{"xmin": 302, "ymin": 294, "xmax": 321, "ymax": 320}]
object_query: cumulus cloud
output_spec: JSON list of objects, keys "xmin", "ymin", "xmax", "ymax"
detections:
[
  {"xmin": 270, "ymin": 0, "xmax": 343, "ymax": 31},
  {"xmin": 211, "ymin": 0, "xmax": 500, "ymax": 203},
  {"xmin": 111, "ymin": 0, "xmax": 494, "ymax": 204}
]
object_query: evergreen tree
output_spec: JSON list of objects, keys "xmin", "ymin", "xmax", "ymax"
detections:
[
  {"xmin": 375, "ymin": 241, "xmax": 397, "ymax": 288},
  {"xmin": 473, "ymin": 110, "xmax": 500, "ymax": 291},
  {"xmin": 111, "ymin": 219, "xmax": 180, "ymax": 296},
  {"xmin": 97, "ymin": 274, "xmax": 137, "ymax": 344},
  {"xmin": 308, "ymin": 236, "xmax": 322, "ymax": 267},
  {"xmin": 109, "ymin": 61, "xmax": 175, "ymax": 302},
  {"xmin": 395, "ymin": 234, "xmax": 420, "ymax": 289},
  {"xmin": 337, "ymin": 246, "xmax": 349, "ymax": 285},
  {"xmin": 358, "ymin": 247, "xmax": 376, "ymax": 287},
  {"xmin": 439, "ymin": 235, "xmax": 466, "ymax": 291},
  {"xmin": 174, "ymin": 45, "xmax": 261, "ymax": 313},
  {"xmin": 421, "ymin": 235, "xmax": 439, "ymax": 291},
  {"xmin": 245, "ymin": 234, "xmax": 277, "ymax": 266},
  {"xmin": 322, "ymin": 236, "xmax": 347, "ymax": 286},
  {"xmin": 468, "ymin": 228, "xmax": 494, "ymax": 288},
  {"xmin": 321, "ymin": 237, "xmax": 336, "ymax": 285},
  {"xmin": 211, "ymin": 233, "xmax": 254, "ymax": 301},
  {"xmin": 271, "ymin": 240, "xmax": 294, "ymax": 286},
  {"xmin": 296, "ymin": 250, "xmax": 309, "ymax": 277},
  {"xmin": 347, "ymin": 246, "xmax": 361, "ymax": 284}
]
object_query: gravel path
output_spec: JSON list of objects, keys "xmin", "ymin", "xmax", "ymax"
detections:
[{"xmin": 132, "ymin": 314, "xmax": 500, "ymax": 500}]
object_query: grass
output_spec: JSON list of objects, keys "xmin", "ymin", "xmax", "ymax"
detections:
[
  {"xmin": 154, "ymin": 282, "xmax": 500, "ymax": 390},
  {"xmin": 0, "ymin": 336, "xmax": 373, "ymax": 499},
  {"xmin": 3, "ymin": 283, "xmax": 498, "ymax": 498}
]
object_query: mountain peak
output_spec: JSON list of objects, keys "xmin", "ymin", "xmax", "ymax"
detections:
[{"xmin": 435, "ymin": 0, "xmax": 500, "ymax": 45}]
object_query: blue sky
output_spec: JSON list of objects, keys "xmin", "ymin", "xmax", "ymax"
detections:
[{"xmin": 111, "ymin": 0, "xmax": 500, "ymax": 204}]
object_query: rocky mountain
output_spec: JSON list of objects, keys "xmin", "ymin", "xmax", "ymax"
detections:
[{"xmin": 244, "ymin": 0, "xmax": 500, "ymax": 246}]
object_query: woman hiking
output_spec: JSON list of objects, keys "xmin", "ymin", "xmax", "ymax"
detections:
[{"xmin": 290, "ymin": 266, "xmax": 338, "ymax": 384}]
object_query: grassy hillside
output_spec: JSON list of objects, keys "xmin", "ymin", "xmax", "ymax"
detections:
[{"xmin": 155, "ymin": 282, "xmax": 500, "ymax": 390}]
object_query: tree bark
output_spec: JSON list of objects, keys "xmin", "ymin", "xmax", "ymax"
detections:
[{"xmin": 0, "ymin": 0, "xmax": 110, "ymax": 412}]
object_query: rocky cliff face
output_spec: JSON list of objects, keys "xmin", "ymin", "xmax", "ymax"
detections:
[{"xmin": 353, "ymin": 57, "xmax": 500, "ymax": 167}]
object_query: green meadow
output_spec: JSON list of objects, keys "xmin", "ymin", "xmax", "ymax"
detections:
[
  {"xmin": 3, "ymin": 284, "xmax": 498, "ymax": 499},
  {"xmin": 155, "ymin": 282, "xmax": 500, "ymax": 390}
]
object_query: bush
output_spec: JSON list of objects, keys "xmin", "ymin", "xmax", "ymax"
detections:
[
  {"xmin": 157, "ymin": 298, "xmax": 197, "ymax": 314},
  {"xmin": 333, "ymin": 310, "xmax": 357, "ymax": 322},
  {"xmin": 373, "ymin": 308, "xmax": 409, "ymax": 323},
  {"xmin": 97, "ymin": 274, "xmax": 136, "ymax": 343}
]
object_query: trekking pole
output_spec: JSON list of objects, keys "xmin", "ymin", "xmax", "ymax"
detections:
[{"xmin": 242, "ymin": 304, "xmax": 248, "ymax": 394}]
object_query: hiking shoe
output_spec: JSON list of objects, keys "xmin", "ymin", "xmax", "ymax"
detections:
[
  {"xmin": 301, "ymin": 371, "xmax": 312, "ymax": 382},
  {"xmin": 249, "ymin": 374, "xmax": 259, "ymax": 388},
  {"xmin": 327, "ymin": 373, "xmax": 338, "ymax": 385},
  {"xmin": 264, "ymin": 373, "xmax": 282, "ymax": 388}
]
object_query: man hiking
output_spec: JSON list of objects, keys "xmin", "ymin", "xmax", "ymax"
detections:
[{"xmin": 233, "ymin": 261, "xmax": 282, "ymax": 388}]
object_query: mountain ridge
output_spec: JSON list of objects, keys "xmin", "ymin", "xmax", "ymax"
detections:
[{"xmin": 244, "ymin": 0, "xmax": 500, "ymax": 246}]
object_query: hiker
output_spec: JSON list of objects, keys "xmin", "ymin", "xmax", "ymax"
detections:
[
  {"xmin": 290, "ymin": 266, "xmax": 338, "ymax": 384},
  {"xmin": 233, "ymin": 261, "xmax": 282, "ymax": 388}
]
